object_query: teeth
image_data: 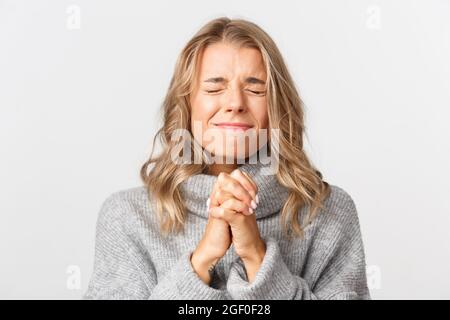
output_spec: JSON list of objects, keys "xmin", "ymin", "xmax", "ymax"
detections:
[
  {"xmin": 206, "ymin": 198, "xmax": 210, "ymax": 210},
  {"xmin": 255, "ymin": 194, "xmax": 259, "ymax": 204}
]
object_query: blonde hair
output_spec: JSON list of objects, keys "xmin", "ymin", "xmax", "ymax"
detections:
[{"xmin": 140, "ymin": 17, "xmax": 330, "ymax": 238}]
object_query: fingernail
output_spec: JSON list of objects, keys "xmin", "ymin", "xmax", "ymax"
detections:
[
  {"xmin": 255, "ymin": 194, "xmax": 259, "ymax": 204},
  {"xmin": 251, "ymin": 200, "xmax": 257, "ymax": 210}
]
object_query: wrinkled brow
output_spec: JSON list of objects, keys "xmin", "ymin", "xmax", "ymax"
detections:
[{"xmin": 203, "ymin": 77, "xmax": 265, "ymax": 85}]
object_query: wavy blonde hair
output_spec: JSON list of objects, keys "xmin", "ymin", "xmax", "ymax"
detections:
[{"xmin": 140, "ymin": 17, "xmax": 330, "ymax": 238}]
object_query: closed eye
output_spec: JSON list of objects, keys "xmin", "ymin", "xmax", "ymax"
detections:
[
  {"xmin": 204, "ymin": 89, "xmax": 265, "ymax": 95},
  {"xmin": 247, "ymin": 90, "xmax": 265, "ymax": 95},
  {"xmin": 205, "ymin": 89, "xmax": 223, "ymax": 94}
]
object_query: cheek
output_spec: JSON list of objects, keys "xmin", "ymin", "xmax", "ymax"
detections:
[
  {"xmin": 190, "ymin": 94, "xmax": 219, "ymax": 147},
  {"xmin": 190, "ymin": 94, "xmax": 217, "ymax": 125},
  {"xmin": 250, "ymin": 100, "xmax": 269, "ymax": 129}
]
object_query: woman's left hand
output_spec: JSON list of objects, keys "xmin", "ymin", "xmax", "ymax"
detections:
[{"xmin": 208, "ymin": 169, "xmax": 266, "ymax": 282}]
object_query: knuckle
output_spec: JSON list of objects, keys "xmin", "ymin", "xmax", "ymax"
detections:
[
  {"xmin": 218, "ymin": 172, "xmax": 227, "ymax": 182},
  {"xmin": 233, "ymin": 182, "xmax": 247, "ymax": 193},
  {"xmin": 228, "ymin": 182, "xmax": 235, "ymax": 190},
  {"xmin": 210, "ymin": 206, "xmax": 219, "ymax": 217},
  {"xmin": 229, "ymin": 201, "xmax": 241, "ymax": 212},
  {"xmin": 222, "ymin": 198, "xmax": 233, "ymax": 209},
  {"xmin": 240, "ymin": 189, "xmax": 252, "ymax": 202}
]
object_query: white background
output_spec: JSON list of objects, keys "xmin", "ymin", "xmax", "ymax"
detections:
[{"xmin": 1, "ymin": 0, "xmax": 449, "ymax": 299}]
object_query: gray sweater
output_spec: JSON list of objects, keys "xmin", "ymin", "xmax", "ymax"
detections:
[{"xmin": 83, "ymin": 161, "xmax": 371, "ymax": 299}]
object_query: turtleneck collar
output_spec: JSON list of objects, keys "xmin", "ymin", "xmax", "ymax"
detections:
[{"xmin": 179, "ymin": 161, "xmax": 289, "ymax": 220}]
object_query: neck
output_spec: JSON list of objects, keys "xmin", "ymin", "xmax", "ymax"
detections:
[
  {"xmin": 206, "ymin": 163, "xmax": 239, "ymax": 176},
  {"xmin": 180, "ymin": 160, "xmax": 291, "ymax": 220}
]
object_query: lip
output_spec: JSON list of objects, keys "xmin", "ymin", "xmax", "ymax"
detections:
[{"xmin": 214, "ymin": 122, "xmax": 254, "ymax": 130}]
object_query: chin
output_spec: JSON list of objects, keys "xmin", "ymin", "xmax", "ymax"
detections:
[{"xmin": 210, "ymin": 148, "xmax": 250, "ymax": 161}]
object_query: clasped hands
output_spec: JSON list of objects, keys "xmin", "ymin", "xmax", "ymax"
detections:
[{"xmin": 190, "ymin": 168, "xmax": 266, "ymax": 285}]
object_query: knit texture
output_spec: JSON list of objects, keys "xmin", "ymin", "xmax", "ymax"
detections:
[{"xmin": 83, "ymin": 161, "xmax": 371, "ymax": 300}]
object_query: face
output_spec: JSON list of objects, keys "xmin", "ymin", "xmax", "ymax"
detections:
[{"xmin": 190, "ymin": 42, "xmax": 269, "ymax": 163}]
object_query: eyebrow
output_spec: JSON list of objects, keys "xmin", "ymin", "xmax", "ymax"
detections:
[{"xmin": 203, "ymin": 76, "xmax": 266, "ymax": 85}]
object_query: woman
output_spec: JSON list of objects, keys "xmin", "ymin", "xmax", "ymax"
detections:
[{"xmin": 84, "ymin": 17, "xmax": 371, "ymax": 300}]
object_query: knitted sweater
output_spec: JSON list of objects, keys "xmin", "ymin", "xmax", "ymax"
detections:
[{"xmin": 83, "ymin": 161, "xmax": 371, "ymax": 300}]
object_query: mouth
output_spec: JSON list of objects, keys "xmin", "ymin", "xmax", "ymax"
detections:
[{"xmin": 213, "ymin": 122, "xmax": 254, "ymax": 132}]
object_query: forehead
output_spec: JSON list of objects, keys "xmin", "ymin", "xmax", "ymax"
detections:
[{"xmin": 196, "ymin": 42, "xmax": 266, "ymax": 80}]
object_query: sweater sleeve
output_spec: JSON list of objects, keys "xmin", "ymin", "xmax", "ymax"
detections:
[
  {"xmin": 226, "ymin": 193, "xmax": 371, "ymax": 300},
  {"xmin": 83, "ymin": 194, "xmax": 227, "ymax": 300}
]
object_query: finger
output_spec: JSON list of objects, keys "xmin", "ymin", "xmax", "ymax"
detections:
[
  {"xmin": 208, "ymin": 182, "xmax": 226, "ymax": 208},
  {"xmin": 206, "ymin": 185, "xmax": 215, "ymax": 210},
  {"xmin": 230, "ymin": 169, "xmax": 258, "ymax": 202},
  {"xmin": 241, "ymin": 171, "xmax": 258, "ymax": 194},
  {"xmin": 242, "ymin": 171, "xmax": 259, "ymax": 205},
  {"xmin": 209, "ymin": 206, "xmax": 242, "ymax": 223},
  {"xmin": 206, "ymin": 183, "xmax": 216, "ymax": 210},
  {"xmin": 207, "ymin": 184, "xmax": 216, "ymax": 210},
  {"xmin": 217, "ymin": 172, "xmax": 255, "ymax": 209},
  {"xmin": 221, "ymin": 197, "xmax": 254, "ymax": 216},
  {"xmin": 210, "ymin": 187, "xmax": 235, "ymax": 208}
]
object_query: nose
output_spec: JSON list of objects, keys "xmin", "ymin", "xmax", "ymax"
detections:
[{"xmin": 224, "ymin": 87, "xmax": 246, "ymax": 113}]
